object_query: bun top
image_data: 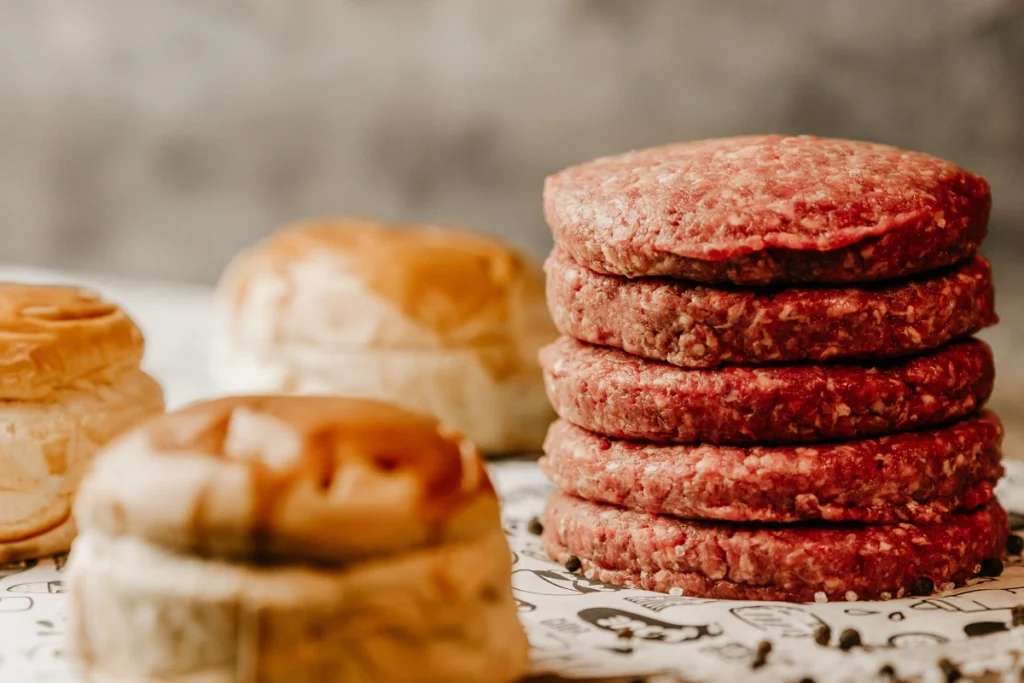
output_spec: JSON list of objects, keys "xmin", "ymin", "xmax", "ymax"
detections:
[
  {"xmin": 216, "ymin": 219, "xmax": 552, "ymax": 358},
  {"xmin": 74, "ymin": 395, "xmax": 501, "ymax": 564},
  {"xmin": 0, "ymin": 283, "xmax": 144, "ymax": 399}
]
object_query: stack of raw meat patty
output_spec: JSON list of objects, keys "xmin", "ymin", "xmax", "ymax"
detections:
[{"xmin": 538, "ymin": 135, "xmax": 1008, "ymax": 602}]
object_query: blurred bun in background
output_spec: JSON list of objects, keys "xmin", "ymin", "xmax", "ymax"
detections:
[{"xmin": 212, "ymin": 219, "xmax": 556, "ymax": 453}]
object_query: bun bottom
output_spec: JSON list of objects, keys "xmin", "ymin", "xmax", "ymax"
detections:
[
  {"xmin": 0, "ymin": 514, "xmax": 75, "ymax": 563},
  {"xmin": 211, "ymin": 341, "xmax": 552, "ymax": 454},
  {"xmin": 67, "ymin": 529, "xmax": 529, "ymax": 683},
  {"xmin": 0, "ymin": 367, "xmax": 164, "ymax": 559}
]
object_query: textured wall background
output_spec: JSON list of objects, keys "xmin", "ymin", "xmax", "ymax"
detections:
[{"xmin": 0, "ymin": 0, "xmax": 1022, "ymax": 283}]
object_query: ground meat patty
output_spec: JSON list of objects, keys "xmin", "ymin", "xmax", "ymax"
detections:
[
  {"xmin": 543, "ymin": 493, "xmax": 1007, "ymax": 602},
  {"xmin": 540, "ymin": 337, "xmax": 994, "ymax": 444},
  {"xmin": 546, "ymin": 248, "xmax": 997, "ymax": 368},
  {"xmin": 544, "ymin": 135, "xmax": 990, "ymax": 285},
  {"xmin": 540, "ymin": 414, "xmax": 1003, "ymax": 524}
]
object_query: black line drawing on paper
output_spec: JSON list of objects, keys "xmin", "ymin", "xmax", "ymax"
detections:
[
  {"xmin": 36, "ymin": 617, "xmax": 64, "ymax": 637},
  {"xmin": 625, "ymin": 595, "xmax": 718, "ymax": 612},
  {"xmin": 22, "ymin": 642, "xmax": 65, "ymax": 664},
  {"xmin": 700, "ymin": 642, "xmax": 755, "ymax": 662},
  {"xmin": 964, "ymin": 621, "xmax": 1010, "ymax": 638},
  {"xmin": 540, "ymin": 618, "xmax": 590, "ymax": 637},
  {"xmin": 886, "ymin": 632, "xmax": 949, "ymax": 648},
  {"xmin": 0, "ymin": 559, "xmax": 37, "ymax": 580},
  {"xmin": 7, "ymin": 581, "xmax": 64, "ymax": 594},
  {"xmin": 524, "ymin": 625, "xmax": 573, "ymax": 652},
  {"xmin": 599, "ymin": 644, "xmax": 635, "ymax": 656},
  {"xmin": 510, "ymin": 550, "xmax": 519, "ymax": 566},
  {"xmin": 888, "ymin": 612, "xmax": 906, "ymax": 621},
  {"xmin": 729, "ymin": 605, "xmax": 827, "ymax": 638},
  {"xmin": 844, "ymin": 608, "xmax": 879, "ymax": 617},
  {"xmin": 501, "ymin": 518, "xmax": 521, "ymax": 538},
  {"xmin": 910, "ymin": 585, "xmax": 1024, "ymax": 612},
  {"xmin": 515, "ymin": 597, "xmax": 536, "ymax": 613},
  {"xmin": 518, "ymin": 546, "xmax": 558, "ymax": 564},
  {"xmin": 512, "ymin": 568, "xmax": 624, "ymax": 596},
  {"xmin": 0, "ymin": 596, "xmax": 33, "ymax": 612},
  {"xmin": 577, "ymin": 607, "xmax": 722, "ymax": 644}
]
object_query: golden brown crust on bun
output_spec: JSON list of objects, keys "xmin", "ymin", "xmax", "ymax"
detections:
[{"xmin": 0, "ymin": 283, "xmax": 145, "ymax": 399}]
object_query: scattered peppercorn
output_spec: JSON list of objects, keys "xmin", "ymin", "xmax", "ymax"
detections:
[
  {"xmin": 1012, "ymin": 604, "xmax": 1024, "ymax": 627},
  {"xmin": 979, "ymin": 557, "xmax": 1004, "ymax": 577},
  {"xmin": 1007, "ymin": 534, "xmax": 1023, "ymax": 556},
  {"xmin": 527, "ymin": 517, "xmax": 544, "ymax": 535},
  {"xmin": 798, "ymin": 678, "xmax": 815, "ymax": 683},
  {"xmin": 750, "ymin": 640, "xmax": 772, "ymax": 669},
  {"xmin": 617, "ymin": 627, "xmax": 634, "ymax": 640},
  {"xmin": 938, "ymin": 657, "xmax": 961, "ymax": 683},
  {"xmin": 838, "ymin": 628, "xmax": 862, "ymax": 651},
  {"xmin": 813, "ymin": 624, "xmax": 831, "ymax": 646},
  {"xmin": 879, "ymin": 664, "xmax": 896, "ymax": 679},
  {"xmin": 911, "ymin": 576, "xmax": 935, "ymax": 596},
  {"xmin": 564, "ymin": 555, "xmax": 582, "ymax": 573}
]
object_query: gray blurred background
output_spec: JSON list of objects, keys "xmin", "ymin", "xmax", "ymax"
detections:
[
  {"xmin": 3, "ymin": 0, "xmax": 1024, "ymax": 449},
  {"xmin": 1, "ymin": 0, "xmax": 1022, "ymax": 283}
]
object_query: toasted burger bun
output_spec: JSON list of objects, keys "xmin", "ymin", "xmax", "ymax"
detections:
[
  {"xmin": 0, "ymin": 283, "xmax": 164, "ymax": 562},
  {"xmin": 68, "ymin": 395, "xmax": 529, "ymax": 683}
]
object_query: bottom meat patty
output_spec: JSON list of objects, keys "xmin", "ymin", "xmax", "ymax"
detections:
[
  {"xmin": 540, "ymin": 413, "xmax": 1003, "ymax": 524},
  {"xmin": 543, "ymin": 493, "xmax": 1007, "ymax": 602}
]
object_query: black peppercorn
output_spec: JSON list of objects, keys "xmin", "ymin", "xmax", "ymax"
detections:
[
  {"xmin": 750, "ymin": 640, "xmax": 772, "ymax": 669},
  {"xmin": 617, "ymin": 627, "xmax": 634, "ymax": 640},
  {"xmin": 979, "ymin": 557, "xmax": 1004, "ymax": 577},
  {"xmin": 879, "ymin": 664, "xmax": 896, "ymax": 679},
  {"xmin": 1007, "ymin": 534, "xmax": 1024, "ymax": 556},
  {"xmin": 798, "ymin": 678, "xmax": 815, "ymax": 683},
  {"xmin": 813, "ymin": 624, "xmax": 831, "ymax": 646},
  {"xmin": 527, "ymin": 517, "xmax": 544, "ymax": 535},
  {"xmin": 911, "ymin": 576, "xmax": 935, "ymax": 596},
  {"xmin": 564, "ymin": 555, "xmax": 582, "ymax": 572},
  {"xmin": 838, "ymin": 628, "xmax": 862, "ymax": 651},
  {"xmin": 938, "ymin": 657, "xmax": 961, "ymax": 683}
]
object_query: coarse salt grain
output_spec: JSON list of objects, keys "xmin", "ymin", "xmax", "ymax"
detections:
[
  {"xmin": 814, "ymin": 592, "xmax": 828, "ymax": 603},
  {"xmin": 669, "ymin": 587, "xmax": 684, "ymax": 596},
  {"xmin": 845, "ymin": 591, "xmax": 858, "ymax": 602}
]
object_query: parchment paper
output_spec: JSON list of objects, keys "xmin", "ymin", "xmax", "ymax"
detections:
[{"xmin": 3, "ymin": 460, "xmax": 1024, "ymax": 683}]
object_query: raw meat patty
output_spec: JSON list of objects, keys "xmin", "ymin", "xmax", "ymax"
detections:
[
  {"xmin": 546, "ymin": 248, "xmax": 996, "ymax": 367},
  {"xmin": 543, "ymin": 493, "xmax": 1008, "ymax": 602},
  {"xmin": 540, "ymin": 337, "xmax": 994, "ymax": 444},
  {"xmin": 540, "ymin": 413, "xmax": 1003, "ymax": 524},
  {"xmin": 544, "ymin": 135, "xmax": 990, "ymax": 284}
]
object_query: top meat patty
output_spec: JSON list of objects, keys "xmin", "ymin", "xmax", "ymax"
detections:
[{"xmin": 544, "ymin": 135, "xmax": 990, "ymax": 285}]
